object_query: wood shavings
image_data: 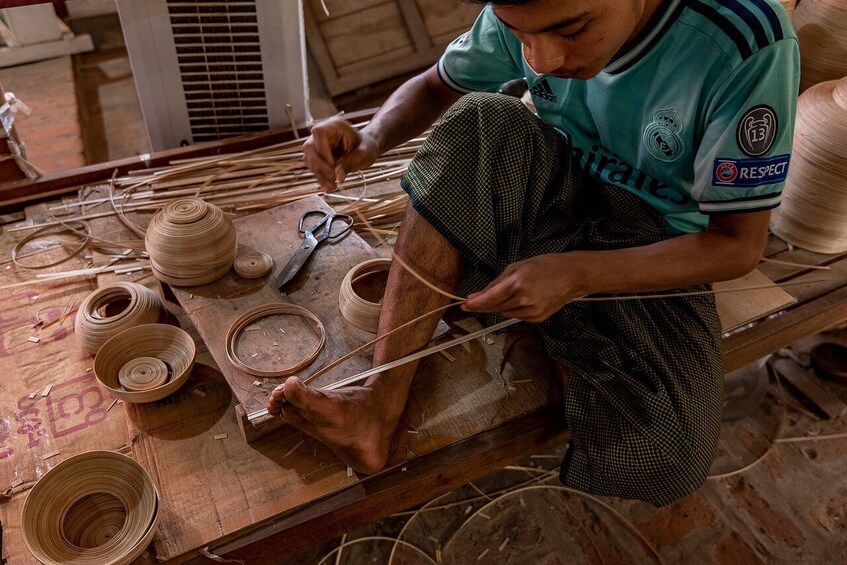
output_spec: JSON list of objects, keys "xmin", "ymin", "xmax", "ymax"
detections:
[
  {"xmin": 253, "ymin": 380, "xmax": 262, "ymax": 386},
  {"xmin": 477, "ymin": 549, "xmax": 489, "ymax": 560},
  {"xmin": 31, "ymin": 295, "xmax": 38, "ymax": 301},
  {"xmin": 10, "ymin": 477, "xmax": 23, "ymax": 488},
  {"xmin": 27, "ymin": 336, "xmax": 40, "ymax": 343},
  {"xmin": 272, "ymin": 342, "xmax": 278, "ymax": 346},
  {"xmin": 189, "ymin": 293, "xmax": 194, "ymax": 299},
  {"xmin": 41, "ymin": 450, "xmax": 60, "ymax": 460},
  {"xmin": 193, "ymin": 388, "xmax": 207, "ymax": 397},
  {"xmin": 282, "ymin": 439, "xmax": 304, "ymax": 459},
  {"xmin": 251, "ymin": 353, "xmax": 258, "ymax": 358},
  {"xmin": 107, "ymin": 398, "xmax": 119, "ymax": 412},
  {"xmin": 499, "ymin": 538, "xmax": 509, "ymax": 552},
  {"xmin": 245, "ymin": 325, "xmax": 262, "ymax": 331},
  {"xmin": 41, "ymin": 384, "xmax": 52, "ymax": 397},
  {"xmin": 347, "ymin": 466, "xmax": 354, "ymax": 477},
  {"xmin": 437, "ymin": 350, "xmax": 456, "ymax": 363},
  {"xmin": 213, "ymin": 433, "xmax": 228, "ymax": 440},
  {"xmin": 486, "ymin": 337, "xmax": 495, "ymax": 345},
  {"xmin": 512, "ymin": 379, "xmax": 531, "ymax": 384},
  {"xmin": 478, "ymin": 512, "xmax": 491, "ymax": 519}
]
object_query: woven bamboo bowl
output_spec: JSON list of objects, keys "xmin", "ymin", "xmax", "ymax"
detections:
[
  {"xmin": 75, "ymin": 282, "xmax": 167, "ymax": 354},
  {"xmin": 778, "ymin": 0, "xmax": 795, "ymax": 17},
  {"xmin": 144, "ymin": 198, "xmax": 237, "ymax": 286},
  {"xmin": 771, "ymin": 77, "xmax": 847, "ymax": 253},
  {"xmin": 21, "ymin": 450, "xmax": 159, "ymax": 565},
  {"xmin": 339, "ymin": 258, "xmax": 392, "ymax": 333},
  {"xmin": 794, "ymin": 0, "xmax": 847, "ymax": 91},
  {"xmin": 94, "ymin": 323, "xmax": 195, "ymax": 403}
]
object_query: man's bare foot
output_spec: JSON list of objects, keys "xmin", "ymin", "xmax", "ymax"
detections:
[{"xmin": 267, "ymin": 377, "xmax": 401, "ymax": 474}]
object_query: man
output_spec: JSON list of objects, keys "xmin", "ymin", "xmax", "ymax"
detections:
[{"xmin": 269, "ymin": 0, "xmax": 799, "ymax": 506}]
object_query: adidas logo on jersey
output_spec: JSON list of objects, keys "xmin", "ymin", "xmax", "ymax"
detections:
[{"xmin": 529, "ymin": 79, "xmax": 558, "ymax": 103}]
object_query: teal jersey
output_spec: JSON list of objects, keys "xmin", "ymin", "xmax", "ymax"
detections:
[{"xmin": 437, "ymin": 0, "xmax": 800, "ymax": 233}]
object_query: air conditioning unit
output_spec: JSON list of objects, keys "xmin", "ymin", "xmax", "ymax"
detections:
[{"xmin": 116, "ymin": 0, "xmax": 310, "ymax": 151}]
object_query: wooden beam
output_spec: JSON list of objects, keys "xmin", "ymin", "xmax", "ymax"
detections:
[
  {"xmin": 183, "ymin": 404, "xmax": 567, "ymax": 563},
  {"xmin": 0, "ymin": 34, "xmax": 93, "ymax": 68}
]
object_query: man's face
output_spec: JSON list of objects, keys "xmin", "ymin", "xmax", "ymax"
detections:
[{"xmin": 492, "ymin": 0, "xmax": 646, "ymax": 79}]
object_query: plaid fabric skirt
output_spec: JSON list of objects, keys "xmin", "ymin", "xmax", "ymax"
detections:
[{"xmin": 400, "ymin": 93, "xmax": 724, "ymax": 507}]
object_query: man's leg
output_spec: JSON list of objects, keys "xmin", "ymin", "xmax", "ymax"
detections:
[{"xmin": 268, "ymin": 203, "xmax": 462, "ymax": 473}]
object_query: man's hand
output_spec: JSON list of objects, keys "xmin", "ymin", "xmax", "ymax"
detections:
[
  {"xmin": 462, "ymin": 254, "xmax": 585, "ymax": 323},
  {"xmin": 302, "ymin": 117, "xmax": 380, "ymax": 191}
]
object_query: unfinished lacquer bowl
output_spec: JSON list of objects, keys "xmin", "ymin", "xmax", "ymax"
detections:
[
  {"xmin": 94, "ymin": 323, "xmax": 195, "ymax": 403},
  {"xmin": 75, "ymin": 282, "xmax": 167, "ymax": 353},
  {"xmin": 21, "ymin": 450, "xmax": 159, "ymax": 565},
  {"xmin": 145, "ymin": 198, "xmax": 237, "ymax": 286}
]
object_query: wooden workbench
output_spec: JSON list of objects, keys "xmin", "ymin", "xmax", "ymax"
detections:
[{"xmin": 3, "ymin": 120, "xmax": 847, "ymax": 563}]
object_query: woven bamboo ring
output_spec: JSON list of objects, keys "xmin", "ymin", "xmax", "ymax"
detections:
[
  {"xmin": 225, "ymin": 303, "xmax": 325, "ymax": 378},
  {"xmin": 118, "ymin": 357, "xmax": 170, "ymax": 391},
  {"xmin": 12, "ymin": 221, "xmax": 91, "ymax": 270},
  {"xmin": 75, "ymin": 283, "xmax": 167, "ymax": 354},
  {"xmin": 234, "ymin": 251, "xmax": 274, "ymax": 279},
  {"xmin": 339, "ymin": 258, "xmax": 392, "ymax": 333},
  {"xmin": 21, "ymin": 450, "xmax": 159, "ymax": 565},
  {"xmin": 94, "ymin": 323, "xmax": 195, "ymax": 403}
]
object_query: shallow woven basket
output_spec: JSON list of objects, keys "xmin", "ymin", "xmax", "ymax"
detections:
[
  {"xmin": 94, "ymin": 323, "xmax": 195, "ymax": 403},
  {"xmin": 144, "ymin": 198, "xmax": 237, "ymax": 286},
  {"xmin": 771, "ymin": 77, "xmax": 847, "ymax": 253},
  {"xmin": 75, "ymin": 282, "xmax": 167, "ymax": 354},
  {"xmin": 21, "ymin": 450, "xmax": 159, "ymax": 565}
]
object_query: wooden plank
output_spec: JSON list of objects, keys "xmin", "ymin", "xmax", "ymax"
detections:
[
  {"xmin": 396, "ymin": 0, "xmax": 434, "ymax": 52},
  {"xmin": 770, "ymin": 358, "xmax": 847, "ymax": 420},
  {"xmin": 192, "ymin": 405, "xmax": 567, "ymax": 564},
  {"xmin": 168, "ymin": 196, "xmax": 385, "ymax": 440},
  {"xmin": 714, "ymin": 269, "xmax": 796, "ymax": 332},
  {"xmin": 723, "ymin": 285, "xmax": 847, "ymax": 372},
  {"xmin": 0, "ymin": 34, "xmax": 93, "ymax": 67},
  {"xmin": 319, "ymin": 3, "xmax": 413, "ymax": 68},
  {"xmin": 414, "ymin": 0, "xmax": 482, "ymax": 43}
]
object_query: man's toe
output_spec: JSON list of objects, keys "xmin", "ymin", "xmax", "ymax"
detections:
[{"xmin": 283, "ymin": 377, "xmax": 324, "ymax": 412}]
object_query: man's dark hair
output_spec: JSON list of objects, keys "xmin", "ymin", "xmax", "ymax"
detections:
[{"xmin": 466, "ymin": 0, "xmax": 536, "ymax": 5}]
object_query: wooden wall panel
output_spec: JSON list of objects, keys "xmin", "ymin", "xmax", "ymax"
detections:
[
  {"xmin": 318, "ymin": 3, "xmax": 413, "ymax": 68},
  {"xmin": 306, "ymin": 0, "xmax": 386, "ymax": 24},
  {"xmin": 415, "ymin": 0, "xmax": 482, "ymax": 44}
]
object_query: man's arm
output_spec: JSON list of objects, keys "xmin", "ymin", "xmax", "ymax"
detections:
[
  {"xmin": 463, "ymin": 211, "xmax": 769, "ymax": 322},
  {"xmin": 303, "ymin": 66, "xmax": 461, "ymax": 191}
]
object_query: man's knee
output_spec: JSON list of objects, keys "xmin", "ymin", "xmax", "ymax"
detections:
[{"xmin": 442, "ymin": 91, "xmax": 531, "ymax": 130}]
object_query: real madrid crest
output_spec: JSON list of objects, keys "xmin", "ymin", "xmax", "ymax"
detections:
[{"xmin": 643, "ymin": 108, "xmax": 684, "ymax": 162}]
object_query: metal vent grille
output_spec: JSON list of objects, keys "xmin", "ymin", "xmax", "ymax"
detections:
[{"xmin": 167, "ymin": 0, "xmax": 269, "ymax": 143}]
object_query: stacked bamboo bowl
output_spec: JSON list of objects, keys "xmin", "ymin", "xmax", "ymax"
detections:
[
  {"xmin": 793, "ymin": 0, "xmax": 847, "ymax": 91},
  {"xmin": 21, "ymin": 451, "xmax": 159, "ymax": 565},
  {"xmin": 94, "ymin": 323, "xmax": 195, "ymax": 403},
  {"xmin": 339, "ymin": 258, "xmax": 392, "ymax": 333},
  {"xmin": 771, "ymin": 77, "xmax": 847, "ymax": 253},
  {"xmin": 145, "ymin": 198, "xmax": 237, "ymax": 286},
  {"xmin": 778, "ymin": 0, "xmax": 796, "ymax": 17},
  {"xmin": 75, "ymin": 282, "xmax": 167, "ymax": 353}
]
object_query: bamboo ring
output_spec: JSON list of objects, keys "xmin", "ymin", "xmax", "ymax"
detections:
[
  {"xmin": 144, "ymin": 198, "xmax": 237, "ymax": 286},
  {"xmin": 225, "ymin": 303, "xmax": 325, "ymax": 377},
  {"xmin": 75, "ymin": 283, "xmax": 168, "ymax": 354},
  {"xmin": 94, "ymin": 323, "xmax": 195, "ymax": 403},
  {"xmin": 794, "ymin": 0, "xmax": 847, "ymax": 92},
  {"xmin": 12, "ymin": 221, "xmax": 91, "ymax": 270},
  {"xmin": 339, "ymin": 258, "xmax": 392, "ymax": 333},
  {"xmin": 771, "ymin": 77, "xmax": 847, "ymax": 253},
  {"xmin": 234, "ymin": 251, "xmax": 274, "ymax": 279},
  {"xmin": 118, "ymin": 357, "xmax": 169, "ymax": 391},
  {"xmin": 21, "ymin": 450, "xmax": 159, "ymax": 565}
]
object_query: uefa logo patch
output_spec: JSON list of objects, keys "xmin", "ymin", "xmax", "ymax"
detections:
[
  {"xmin": 715, "ymin": 161, "xmax": 739, "ymax": 184},
  {"xmin": 643, "ymin": 108, "xmax": 684, "ymax": 162}
]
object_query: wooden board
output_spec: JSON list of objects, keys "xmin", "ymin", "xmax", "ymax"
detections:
[
  {"xmin": 714, "ymin": 269, "xmax": 797, "ymax": 332},
  {"xmin": 167, "ymin": 196, "xmax": 382, "ymax": 440}
]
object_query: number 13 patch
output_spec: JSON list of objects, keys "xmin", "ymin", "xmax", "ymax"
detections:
[{"xmin": 737, "ymin": 105, "xmax": 778, "ymax": 157}]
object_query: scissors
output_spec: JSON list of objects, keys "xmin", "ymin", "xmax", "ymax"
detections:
[{"xmin": 275, "ymin": 209, "xmax": 354, "ymax": 291}]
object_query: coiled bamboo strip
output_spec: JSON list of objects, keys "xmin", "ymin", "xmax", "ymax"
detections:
[
  {"xmin": 94, "ymin": 323, "xmax": 195, "ymax": 403},
  {"xmin": 144, "ymin": 198, "xmax": 237, "ymax": 286},
  {"xmin": 226, "ymin": 303, "xmax": 325, "ymax": 377},
  {"xmin": 21, "ymin": 450, "xmax": 159, "ymax": 565},
  {"xmin": 118, "ymin": 357, "xmax": 169, "ymax": 391},
  {"xmin": 771, "ymin": 77, "xmax": 847, "ymax": 253},
  {"xmin": 339, "ymin": 258, "xmax": 392, "ymax": 333},
  {"xmin": 75, "ymin": 282, "xmax": 167, "ymax": 353},
  {"xmin": 779, "ymin": 0, "xmax": 796, "ymax": 17},
  {"xmin": 12, "ymin": 221, "xmax": 91, "ymax": 269},
  {"xmin": 234, "ymin": 251, "xmax": 273, "ymax": 279},
  {"xmin": 794, "ymin": 0, "xmax": 847, "ymax": 91}
]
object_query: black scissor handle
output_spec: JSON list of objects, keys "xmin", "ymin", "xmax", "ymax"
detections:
[{"xmin": 325, "ymin": 213, "xmax": 354, "ymax": 241}]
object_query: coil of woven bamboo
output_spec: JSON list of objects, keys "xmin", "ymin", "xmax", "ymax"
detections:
[
  {"xmin": 75, "ymin": 282, "xmax": 167, "ymax": 353},
  {"xmin": 94, "ymin": 323, "xmax": 195, "ymax": 403},
  {"xmin": 118, "ymin": 357, "xmax": 169, "ymax": 391},
  {"xmin": 226, "ymin": 303, "xmax": 325, "ymax": 377},
  {"xmin": 234, "ymin": 251, "xmax": 273, "ymax": 279},
  {"xmin": 779, "ymin": 0, "xmax": 796, "ymax": 17},
  {"xmin": 339, "ymin": 258, "xmax": 392, "ymax": 333},
  {"xmin": 771, "ymin": 77, "xmax": 847, "ymax": 253},
  {"xmin": 794, "ymin": 0, "xmax": 847, "ymax": 91},
  {"xmin": 21, "ymin": 450, "xmax": 159, "ymax": 565},
  {"xmin": 144, "ymin": 198, "xmax": 237, "ymax": 286}
]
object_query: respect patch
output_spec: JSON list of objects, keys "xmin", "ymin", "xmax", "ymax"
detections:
[{"xmin": 712, "ymin": 154, "xmax": 790, "ymax": 188}]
